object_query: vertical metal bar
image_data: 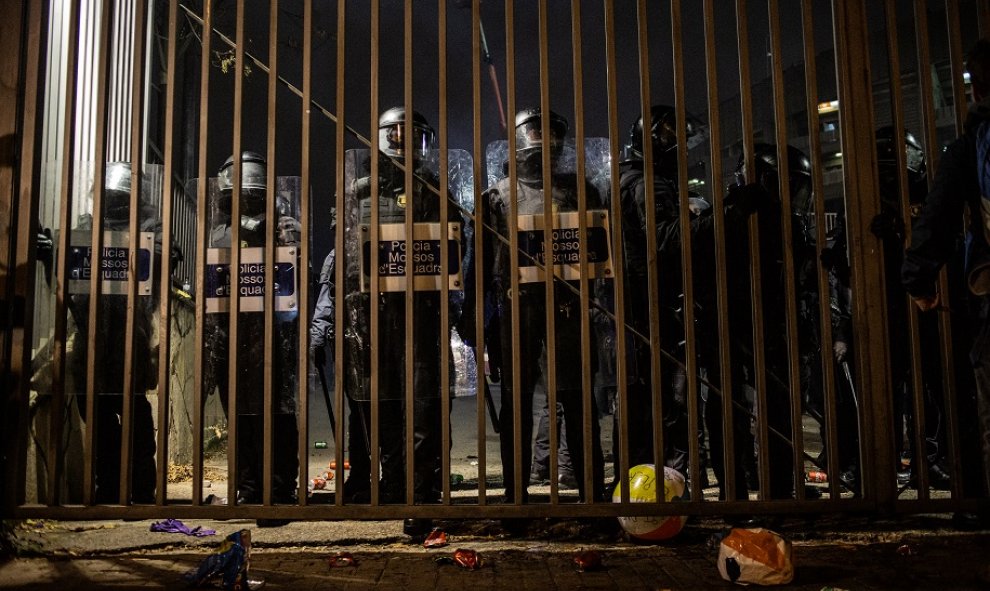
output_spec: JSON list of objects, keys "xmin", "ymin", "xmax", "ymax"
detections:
[
  {"xmin": 938, "ymin": 0, "xmax": 967, "ymax": 500},
  {"xmin": 227, "ymin": 0, "xmax": 246, "ymax": 506},
  {"xmin": 570, "ymin": 0, "xmax": 595, "ymax": 505},
  {"xmin": 504, "ymin": 0, "xmax": 522, "ymax": 506},
  {"xmin": 10, "ymin": 0, "xmax": 44, "ymax": 510},
  {"xmin": 702, "ymin": 0, "xmax": 738, "ymax": 502},
  {"xmin": 334, "ymin": 0, "xmax": 350, "ymax": 505},
  {"xmin": 537, "ymin": 0, "xmax": 559, "ymax": 504},
  {"xmin": 84, "ymin": 0, "xmax": 114, "ymax": 506},
  {"xmin": 438, "ymin": 0, "xmax": 453, "ymax": 505},
  {"xmin": 403, "ymin": 0, "xmax": 415, "ymax": 506},
  {"xmin": 156, "ymin": 0, "xmax": 181, "ymax": 507},
  {"xmin": 48, "ymin": 0, "xmax": 82, "ymax": 507},
  {"xmin": 766, "ymin": 0, "xmax": 804, "ymax": 501},
  {"xmin": 946, "ymin": 2, "xmax": 967, "ymax": 136},
  {"xmin": 470, "ymin": 0, "xmax": 488, "ymax": 505},
  {"xmin": 298, "ymin": 0, "xmax": 313, "ymax": 508},
  {"xmin": 833, "ymin": 0, "xmax": 895, "ymax": 509},
  {"xmin": 120, "ymin": 0, "xmax": 149, "ymax": 506},
  {"xmin": 671, "ymin": 0, "xmax": 701, "ymax": 503},
  {"xmin": 735, "ymin": 0, "xmax": 770, "ymax": 499},
  {"xmin": 192, "ymin": 0, "xmax": 213, "ymax": 508},
  {"xmin": 801, "ymin": 0, "xmax": 843, "ymax": 501},
  {"xmin": 368, "ymin": 0, "xmax": 382, "ymax": 507},
  {"xmin": 636, "ymin": 0, "xmax": 664, "ymax": 502},
  {"xmin": 883, "ymin": 0, "xmax": 916, "ymax": 503},
  {"xmin": 261, "ymin": 0, "xmax": 279, "ymax": 508},
  {"xmin": 603, "ymin": 0, "xmax": 630, "ymax": 505},
  {"xmin": 910, "ymin": 0, "xmax": 938, "ymax": 499}
]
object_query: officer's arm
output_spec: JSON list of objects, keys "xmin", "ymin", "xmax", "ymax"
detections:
[{"xmin": 902, "ymin": 137, "xmax": 971, "ymax": 300}]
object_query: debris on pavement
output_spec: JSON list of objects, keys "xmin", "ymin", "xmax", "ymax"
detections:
[
  {"xmin": 150, "ymin": 519, "xmax": 216, "ymax": 537},
  {"xmin": 573, "ymin": 549, "xmax": 603, "ymax": 572},
  {"xmin": 327, "ymin": 552, "xmax": 357, "ymax": 568},
  {"xmin": 183, "ymin": 529, "xmax": 256, "ymax": 590},
  {"xmin": 436, "ymin": 548, "xmax": 481, "ymax": 570},
  {"xmin": 423, "ymin": 528, "xmax": 448, "ymax": 548},
  {"xmin": 896, "ymin": 543, "xmax": 916, "ymax": 556},
  {"xmin": 716, "ymin": 528, "xmax": 794, "ymax": 586}
]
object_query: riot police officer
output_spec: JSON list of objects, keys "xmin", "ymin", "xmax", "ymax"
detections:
[
  {"xmin": 205, "ymin": 151, "xmax": 301, "ymax": 525},
  {"xmin": 720, "ymin": 143, "xmax": 812, "ymax": 500},
  {"xmin": 338, "ymin": 107, "xmax": 462, "ymax": 536},
  {"xmin": 610, "ymin": 105, "xmax": 698, "ymax": 482},
  {"xmin": 66, "ymin": 162, "xmax": 160, "ymax": 503},
  {"xmin": 478, "ymin": 107, "xmax": 605, "ymax": 508},
  {"xmin": 826, "ymin": 127, "xmax": 954, "ymax": 491}
]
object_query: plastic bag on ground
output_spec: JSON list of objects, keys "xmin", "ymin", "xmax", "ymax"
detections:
[{"xmin": 717, "ymin": 527, "xmax": 794, "ymax": 586}]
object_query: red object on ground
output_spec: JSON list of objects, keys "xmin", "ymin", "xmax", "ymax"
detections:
[
  {"xmin": 328, "ymin": 552, "xmax": 357, "ymax": 567},
  {"xmin": 423, "ymin": 528, "xmax": 448, "ymax": 548},
  {"xmin": 573, "ymin": 550, "xmax": 603, "ymax": 572},
  {"xmin": 453, "ymin": 548, "xmax": 480, "ymax": 569}
]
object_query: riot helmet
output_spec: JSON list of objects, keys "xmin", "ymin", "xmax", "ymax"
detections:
[
  {"xmin": 378, "ymin": 106, "xmax": 436, "ymax": 162},
  {"xmin": 735, "ymin": 143, "xmax": 813, "ymax": 213},
  {"xmin": 217, "ymin": 150, "xmax": 267, "ymax": 218},
  {"xmin": 514, "ymin": 107, "xmax": 567, "ymax": 183},
  {"xmin": 875, "ymin": 126, "xmax": 927, "ymax": 213},
  {"xmin": 104, "ymin": 162, "xmax": 133, "ymax": 224},
  {"xmin": 625, "ymin": 105, "xmax": 697, "ymax": 177}
]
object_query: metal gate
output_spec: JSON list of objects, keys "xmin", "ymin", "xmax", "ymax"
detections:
[{"xmin": 2, "ymin": 0, "xmax": 988, "ymax": 523}]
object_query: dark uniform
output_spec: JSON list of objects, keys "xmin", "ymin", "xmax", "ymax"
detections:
[
  {"xmin": 205, "ymin": 151, "xmax": 300, "ymax": 511},
  {"xmin": 479, "ymin": 108, "xmax": 605, "ymax": 503},
  {"xmin": 67, "ymin": 162, "xmax": 159, "ymax": 503},
  {"xmin": 610, "ymin": 105, "xmax": 703, "ymax": 480},
  {"xmin": 718, "ymin": 144, "xmax": 813, "ymax": 500},
  {"xmin": 903, "ymin": 50, "xmax": 990, "ymax": 507},
  {"xmin": 336, "ymin": 108, "xmax": 463, "ymax": 539}
]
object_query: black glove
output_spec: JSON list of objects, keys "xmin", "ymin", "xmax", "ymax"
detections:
[
  {"xmin": 724, "ymin": 182, "xmax": 769, "ymax": 215},
  {"xmin": 819, "ymin": 245, "xmax": 840, "ymax": 271},
  {"xmin": 869, "ymin": 212, "xmax": 904, "ymax": 242},
  {"xmin": 169, "ymin": 245, "xmax": 184, "ymax": 274}
]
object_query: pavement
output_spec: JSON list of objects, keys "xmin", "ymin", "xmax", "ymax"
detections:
[
  {"xmin": 2, "ymin": 513, "xmax": 990, "ymax": 590},
  {"xmin": 6, "ymin": 388, "xmax": 990, "ymax": 589}
]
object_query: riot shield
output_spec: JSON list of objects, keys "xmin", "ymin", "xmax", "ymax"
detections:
[
  {"xmin": 340, "ymin": 149, "xmax": 473, "ymax": 401},
  {"xmin": 202, "ymin": 175, "xmax": 302, "ymax": 417}
]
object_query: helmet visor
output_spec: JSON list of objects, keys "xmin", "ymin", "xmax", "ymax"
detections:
[
  {"xmin": 380, "ymin": 123, "xmax": 435, "ymax": 159},
  {"xmin": 515, "ymin": 118, "xmax": 564, "ymax": 155}
]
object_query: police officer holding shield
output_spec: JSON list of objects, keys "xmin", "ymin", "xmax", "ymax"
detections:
[
  {"xmin": 477, "ymin": 107, "xmax": 606, "ymax": 509},
  {"xmin": 205, "ymin": 151, "xmax": 301, "ymax": 526}
]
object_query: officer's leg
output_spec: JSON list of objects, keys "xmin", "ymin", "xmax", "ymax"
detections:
[
  {"xmin": 235, "ymin": 414, "xmax": 264, "ymax": 503},
  {"xmin": 530, "ymin": 398, "xmax": 552, "ymax": 483},
  {"xmin": 378, "ymin": 398, "xmax": 405, "ymax": 503},
  {"xmin": 970, "ymin": 300, "xmax": 990, "ymax": 501},
  {"xmin": 704, "ymin": 361, "xmax": 751, "ymax": 501},
  {"xmin": 766, "ymin": 361, "xmax": 795, "ymax": 500},
  {"xmin": 555, "ymin": 402, "xmax": 577, "ymax": 486},
  {"xmin": 272, "ymin": 413, "xmax": 300, "ymax": 502},
  {"xmin": 343, "ymin": 396, "xmax": 372, "ymax": 501},
  {"xmin": 560, "ymin": 390, "xmax": 604, "ymax": 502},
  {"xmin": 498, "ymin": 323, "xmax": 538, "ymax": 503},
  {"xmin": 665, "ymin": 363, "xmax": 690, "ymax": 475},
  {"xmin": 131, "ymin": 395, "xmax": 157, "ymax": 503},
  {"xmin": 93, "ymin": 395, "xmax": 122, "ymax": 504}
]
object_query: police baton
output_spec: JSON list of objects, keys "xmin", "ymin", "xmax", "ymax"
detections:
[
  {"xmin": 484, "ymin": 376, "xmax": 500, "ymax": 434},
  {"xmin": 316, "ymin": 361, "xmax": 337, "ymax": 435}
]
